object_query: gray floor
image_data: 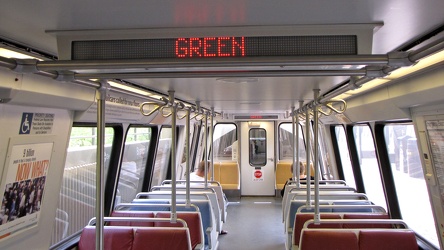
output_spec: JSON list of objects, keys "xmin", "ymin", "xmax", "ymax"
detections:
[{"xmin": 218, "ymin": 196, "xmax": 286, "ymax": 250}]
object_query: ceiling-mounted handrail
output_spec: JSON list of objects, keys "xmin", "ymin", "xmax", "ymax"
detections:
[
  {"xmin": 140, "ymin": 102, "xmax": 162, "ymax": 116},
  {"xmin": 160, "ymin": 106, "xmax": 172, "ymax": 118},
  {"xmin": 323, "ymin": 99, "xmax": 347, "ymax": 114},
  {"xmin": 177, "ymin": 110, "xmax": 188, "ymax": 120},
  {"xmin": 317, "ymin": 106, "xmax": 332, "ymax": 116},
  {"xmin": 175, "ymin": 103, "xmax": 188, "ymax": 120},
  {"xmin": 292, "ymin": 40, "xmax": 444, "ymax": 116},
  {"xmin": 36, "ymin": 55, "xmax": 390, "ymax": 71}
]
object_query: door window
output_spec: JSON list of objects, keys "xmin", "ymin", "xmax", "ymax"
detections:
[{"xmin": 249, "ymin": 128, "xmax": 267, "ymax": 166}]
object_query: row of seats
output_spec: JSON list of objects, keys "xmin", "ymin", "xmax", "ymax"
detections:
[
  {"xmin": 156, "ymin": 181, "xmax": 228, "ymax": 222},
  {"xmin": 79, "ymin": 222, "xmax": 192, "ymax": 250},
  {"xmin": 299, "ymin": 228, "xmax": 418, "ymax": 250},
  {"xmin": 276, "ymin": 161, "xmax": 318, "ymax": 190},
  {"xmin": 138, "ymin": 191, "xmax": 221, "ymax": 227},
  {"xmin": 122, "ymin": 180, "xmax": 226, "ymax": 250},
  {"xmin": 108, "ymin": 210, "xmax": 204, "ymax": 249},
  {"xmin": 211, "ymin": 161, "xmax": 240, "ymax": 191},
  {"xmin": 130, "ymin": 195, "xmax": 219, "ymax": 249},
  {"xmin": 283, "ymin": 184, "xmax": 370, "ymax": 239},
  {"xmin": 78, "ymin": 181, "xmax": 226, "ymax": 250},
  {"xmin": 281, "ymin": 180, "xmax": 419, "ymax": 250},
  {"xmin": 114, "ymin": 202, "xmax": 214, "ymax": 249},
  {"xmin": 282, "ymin": 183, "xmax": 358, "ymax": 219},
  {"xmin": 292, "ymin": 213, "xmax": 400, "ymax": 247}
]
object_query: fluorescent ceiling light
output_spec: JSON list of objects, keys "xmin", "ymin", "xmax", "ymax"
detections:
[
  {"xmin": 335, "ymin": 49, "xmax": 444, "ymax": 100},
  {"xmin": 0, "ymin": 47, "xmax": 45, "ymax": 61},
  {"xmin": 107, "ymin": 80, "xmax": 157, "ymax": 97},
  {"xmin": 386, "ymin": 50, "xmax": 444, "ymax": 80},
  {"xmin": 216, "ymin": 77, "xmax": 258, "ymax": 83}
]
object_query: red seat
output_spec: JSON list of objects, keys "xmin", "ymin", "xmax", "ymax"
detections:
[
  {"xmin": 342, "ymin": 213, "xmax": 392, "ymax": 228},
  {"xmin": 359, "ymin": 229, "xmax": 418, "ymax": 250},
  {"xmin": 155, "ymin": 212, "xmax": 203, "ymax": 249},
  {"xmin": 300, "ymin": 230, "xmax": 359, "ymax": 250},
  {"xmin": 109, "ymin": 211, "xmax": 155, "ymax": 227},
  {"xmin": 132, "ymin": 227, "xmax": 191, "ymax": 250},
  {"xmin": 78, "ymin": 226, "xmax": 133, "ymax": 250},
  {"xmin": 293, "ymin": 213, "xmax": 342, "ymax": 246}
]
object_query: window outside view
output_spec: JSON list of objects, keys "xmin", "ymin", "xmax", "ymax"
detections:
[{"xmin": 384, "ymin": 124, "xmax": 438, "ymax": 248}]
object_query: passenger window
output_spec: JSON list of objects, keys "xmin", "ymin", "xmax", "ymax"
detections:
[
  {"xmin": 317, "ymin": 125, "xmax": 332, "ymax": 179},
  {"xmin": 384, "ymin": 124, "xmax": 438, "ymax": 247},
  {"xmin": 50, "ymin": 126, "xmax": 115, "ymax": 246},
  {"xmin": 115, "ymin": 127, "xmax": 151, "ymax": 205},
  {"xmin": 353, "ymin": 125, "xmax": 387, "ymax": 211},
  {"xmin": 179, "ymin": 123, "xmax": 196, "ymax": 179},
  {"xmin": 278, "ymin": 123, "xmax": 306, "ymax": 162},
  {"xmin": 249, "ymin": 128, "xmax": 266, "ymax": 166},
  {"xmin": 334, "ymin": 126, "xmax": 356, "ymax": 189},
  {"xmin": 151, "ymin": 127, "xmax": 172, "ymax": 186},
  {"xmin": 212, "ymin": 123, "xmax": 237, "ymax": 161}
]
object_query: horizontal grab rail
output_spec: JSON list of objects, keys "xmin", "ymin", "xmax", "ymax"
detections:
[
  {"xmin": 303, "ymin": 218, "xmax": 408, "ymax": 229},
  {"xmin": 287, "ymin": 180, "xmax": 347, "ymax": 185},
  {"xmin": 114, "ymin": 203, "xmax": 199, "ymax": 211},
  {"xmin": 151, "ymin": 186, "xmax": 216, "ymax": 193},
  {"xmin": 162, "ymin": 180, "xmax": 222, "ymax": 186},
  {"xmin": 296, "ymin": 204, "xmax": 387, "ymax": 213},
  {"xmin": 88, "ymin": 217, "xmax": 188, "ymax": 227}
]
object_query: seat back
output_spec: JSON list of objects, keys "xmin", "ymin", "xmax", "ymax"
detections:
[
  {"xmin": 177, "ymin": 200, "xmax": 215, "ymax": 247},
  {"xmin": 109, "ymin": 211, "xmax": 155, "ymax": 227},
  {"xmin": 286, "ymin": 200, "xmax": 331, "ymax": 231},
  {"xmin": 132, "ymin": 227, "xmax": 192, "ymax": 250},
  {"xmin": 155, "ymin": 212, "xmax": 204, "ymax": 249},
  {"xmin": 299, "ymin": 229, "xmax": 359, "ymax": 250},
  {"xmin": 276, "ymin": 161, "xmax": 292, "ymax": 190},
  {"xmin": 218, "ymin": 161, "xmax": 240, "ymax": 190},
  {"xmin": 293, "ymin": 213, "xmax": 342, "ymax": 246},
  {"xmin": 342, "ymin": 213, "xmax": 391, "ymax": 228},
  {"xmin": 210, "ymin": 162, "xmax": 221, "ymax": 182},
  {"xmin": 131, "ymin": 199, "xmax": 171, "ymax": 211},
  {"xmin": 78, "ymin": 226, "xmax": 133, "ymax": 250},
  {"xmin": 331, "ymin": 200, "xmax": 373, "ymax": 212},
  {"xmin": 359, "ymin": 229, "xmax": 418, "ymax": 250},
  {"xmin": 139, "ymin": 191, "xmax": 222, "ymax": 233}
]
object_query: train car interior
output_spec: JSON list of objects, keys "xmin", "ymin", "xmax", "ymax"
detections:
[{"xmin": 0, "ymin": 0, "xmax": 444, "ymax": 249}]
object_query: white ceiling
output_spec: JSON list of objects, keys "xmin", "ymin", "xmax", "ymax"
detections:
[{"xmin": 1, "ymin": 0, "xmax": 443, "ymax": 115}]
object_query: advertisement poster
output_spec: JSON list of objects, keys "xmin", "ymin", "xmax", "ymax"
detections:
[
  {"xmin": 0, "ymin": 142, "xmax": 53, "ymax": 240},
  {"xmin": 426, "ymin": 120, "xmax": 444, "ymax": 207}
]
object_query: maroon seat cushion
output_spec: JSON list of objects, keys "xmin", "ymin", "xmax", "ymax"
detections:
[
  {"xmin": 132, "ymin": 227, "xmax": 191, "ymax": 250},
  {"xmin": 293, "ymin": 213, "xmax": 342, "ymax": 245},
  {"xmin": 359, "ymin": 229, "xmax": 418, "ymax": 250},
  {"xmin": 300, "ymin": 230, "xmax": 359, "ymax": 250},
  {"xmin": 78, "ymin": 226, "xmax": 133, "ymax": 250},
  {"xmin": 155, "ymin": 212, "xmax": 203, "ymax": 249}
]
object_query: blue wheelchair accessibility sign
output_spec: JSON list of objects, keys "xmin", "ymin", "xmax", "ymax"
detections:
[{"xmin": 19, "ymin": 113, "xmax": 33, "ymax": 134}]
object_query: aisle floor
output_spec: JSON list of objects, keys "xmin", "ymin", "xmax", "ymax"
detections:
[{"xmin": 218, "ymin": 196, "xmax": 285, "ymax": 250}]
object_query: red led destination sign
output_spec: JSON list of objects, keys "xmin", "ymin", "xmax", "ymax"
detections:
[
  {"xmin": 234, "ymin": 115, "xmax": 280, "ymax": 120},
  {"xmin": 175, "ymin": 37, "xmax": 245, "ymax": 58},
  {"xmin": 72, "ymin": 35, "xmax": 357, "ymax": 60}
]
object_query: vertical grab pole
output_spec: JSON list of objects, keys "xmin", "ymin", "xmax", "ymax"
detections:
[
  {"xmin": 313, "ymin": 89, "xmax": 320, "ymax": 224},
  {"xmin": 95, "ymin": 80, "xmax": 109, "ymax": 250},
  {"xmin": 210, "ymin": 107, "xmax": 214, "ymax": 182},
  {"xmin": 169, "ymin": 91, "xmax": 177, "ymax": 222},
  {"xmin": 185, "ymin": 108, "xmax": 191, "ymax": 207},
  {"xmin": 296, "ymin": 101, "xmax": 304, "ymax": 188},
  {"xmin": 291, "ymin": 107, "xmax": 298, "ymax": 187},
  {"xmin": 305, "ymin": 107, "xmax": 311, "ymax": 208},
  {"xmin": 204, "ymin": 111, "xmax": 209, "ymax": 188}
]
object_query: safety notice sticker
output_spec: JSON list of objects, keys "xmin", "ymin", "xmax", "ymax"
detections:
[{"xmin": 19, "ymin": 113, "xmax": 54, "ymax": 135}]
